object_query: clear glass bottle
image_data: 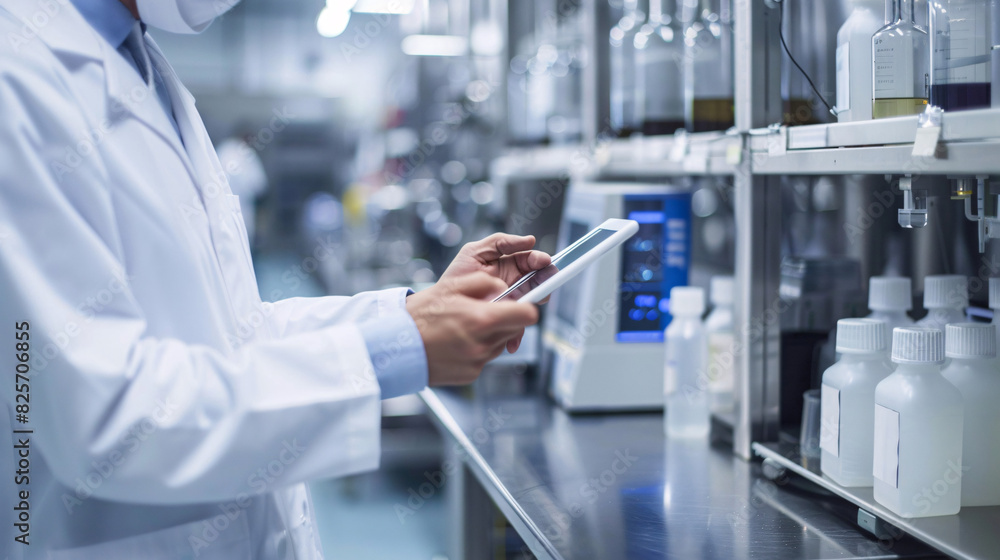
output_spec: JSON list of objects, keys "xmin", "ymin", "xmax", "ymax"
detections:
[
  {"xmin": 872, "ymin": 0, "xmax": 931, "ymax": 118},
  {"xmin": 610, "ymin": 0, "xmax": 647, "ymax": 137},
  {"xmin": 941, "ymin": 323, "xmax": 1000, "ymax": 507},
  {"xmin": 635, "ymin": 0, "xmax": 686, "ymax": 135},
  {"xmin": 682, "ymin": 0, "xmax": 735, "ymax": 132},
  {"xmin": 929, "ymin": 0, "xmax": 993, "ymax": 111},
  {"xmin": 664, "ymin": 286, "xmax": 709, "ymax": 438}
]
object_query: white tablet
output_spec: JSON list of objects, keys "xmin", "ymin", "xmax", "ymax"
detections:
[{"xmin": 493, "ymin": 218, "xmax": 639, "ymax": 304}]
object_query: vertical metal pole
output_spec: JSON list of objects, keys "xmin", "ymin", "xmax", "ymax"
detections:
[
  {"xmin": 732, "ymin": 0, "xmax": 783, "ymax": 460},
  {"xmin": 448, "ymin": 450, "xmax": 494, "ymax": 560}
]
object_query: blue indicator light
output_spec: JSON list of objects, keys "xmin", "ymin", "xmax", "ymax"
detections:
[
  {"xmin": 635, "ymin": 295, "xmax": 657, "ymax": 308},
  {"xmin": 659, "ymin": 298, "xmax": 670, "ymax": 313},
  {"xmin": 646, "ymin": 309, "xmax": 659, "ymax": 321},
  {"xmin": 628, "ymin": 211, "xmax": 666, "ymax": 224}
]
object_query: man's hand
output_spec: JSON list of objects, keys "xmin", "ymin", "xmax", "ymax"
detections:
[
  {"xmin": 406, "ymin": 273, "xmax": 539, "ymax": 386},
  {"xmin": 438, "ymin": 233, "xmax": 551, "ymax": 353},
  {"xmin": 440, "ymin": 233, "xmax": 551, "ymax": 287}
]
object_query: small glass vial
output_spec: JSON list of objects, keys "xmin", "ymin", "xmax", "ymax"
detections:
[
  {"xmin": 634, "ymin": 0, "xmax": 685, "ymax": 135},
  {"xmin": 664, "ymin": 286, "xmax": 709, "ymax": 438},
  {"xmin": 821, "ymin": 319, "xmax": 894, "ymax": 487},
  {"xmin": 872, "ymin": 0, "xmax": 930, "ymax": 118},
  {"xmin": 941, "ymin": 323, "xmax": 1000, "ymax": 507},
  {"xmin": 874, "ymin": 327, "xmax": 963, "ymax": 517},
  {"xmin": 705, "ymin": 276, "xmax": 735, "ymax": 412},
  {"xmin": 866, "ymin": 276, "xmax": 915, "ymax": 348},
  {"xmin": 915, "ymin": 274, "xmax": 968, "ymax": 331}
]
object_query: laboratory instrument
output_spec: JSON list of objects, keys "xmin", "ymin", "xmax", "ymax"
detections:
[
  {"xmin": 874, "ymin": 327, "xmax": 964, "ymax": 518},
  {"xmin": 610, "ymin": 0, "xmax": 646, "ymax": 137},
  {"xmin": 929, "ymin": 0, "xmax": 993, "ymax": 111},
  {"xmin": 682, "ymin": 0, "xmax": 735, "ymax": 132},
  {"xmin": 991, "ymin": 277, "xmax": 1000, "ymax": 348},
  {"xmin": 545, "ymin": 182, "xmax": 692, "ymax": 412},
  {"xmin": 915, "ymin": 274, "xmax": 968, "ymax": 330},
  {"xmin": 493, "ymin": 218, "xmax": 640, "ymax": 303},
  {"xmin": 705, "ymin": 275, "xmax": 735, "ymax": 411},
  {"xmin": 820, "ymin": 318, "xmax": 893, "ymax": 487},
  {"xmin": 664, "ymin": 285, "xmax": 709, "ymax": 438},
  {"xmin": 634, "ymin": 0, "xmax": 685, "ymax": 135},
  {"xmin": 872, "ymin": 0, "xmax": 930, "ymax": 118},
  {"xmin": 836, "ymin": 0, "xmax": 886, "ymax": 121},
  {"xmin": 941, "ymin": 323, "xmax": 1000, "ymax": 507}
]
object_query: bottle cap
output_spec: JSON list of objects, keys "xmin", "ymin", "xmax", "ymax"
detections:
[
  {"xmin": 990, "ymin": 277, "xmax": 1000, "ymax": 310},
  {"xmin": 868, "ymin": 276, "xmax": 912, "ymax": 312},
  {"xmin": 945, "ymin": 323, "xmax": 997, "ymax": 359},
  {"xmin": 892, "ymin": 327, "xmax": 945, "ymax": 364},
  {"xmin": 836, "ymin": 318, "xmax": 887, "ymax": 354},
  {"xmin": 923, "ymin": 275, "xmax": 968, "ymax": 310},
  {"xmin": 710, "ymin": 276, "xmax": 734, "ymax": 306},
  {"xmin": 669, "ymin": 286, "xmax": 705, "ymax": 316}
]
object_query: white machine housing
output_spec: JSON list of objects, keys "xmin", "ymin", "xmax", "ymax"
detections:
[{"xmin": 545, "ymin": 182, "xmax": 692, "ymax": 412}]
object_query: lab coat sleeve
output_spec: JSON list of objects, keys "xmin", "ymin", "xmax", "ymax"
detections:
[
  {"xmin": 266, "ymin": 287, "xmax": 411, "ymax": 339},
  {"xmin": 0, "ymin": 57, "xmax": 382, "ymax": 505}
]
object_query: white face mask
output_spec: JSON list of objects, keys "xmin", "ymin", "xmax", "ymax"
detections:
[{"xmin": 136, "ymin": 0, "xmax": 241, "ymax": 34}]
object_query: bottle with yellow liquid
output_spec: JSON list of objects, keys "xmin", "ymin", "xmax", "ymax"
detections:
[{"xmin": 872, "ymin": 0, "xmax": 930, "ymax": 118}]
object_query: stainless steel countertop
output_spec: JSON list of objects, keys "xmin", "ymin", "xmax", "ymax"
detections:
[{"xmin": 420, "ymin": 371, "xmax": 944, "ymax": 560}]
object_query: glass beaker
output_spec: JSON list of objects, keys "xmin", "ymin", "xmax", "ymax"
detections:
[
  {"xmin": 682, "ymin": 0, "xmax": 735, "ymax": 132},
  {"xmin": 929, "ymin": 0, "xmax": 993, "ymax": 111},
  {"xmin": 635, "ymin": 0, "xmax": 685, "ymax": 135},
  {"xmin": 872, "ymin": 0, "xmax": 931, "ymax": 118},
  {"xmin": 610, "ymin": 0, "xmax": 647, "ymax": 137}
]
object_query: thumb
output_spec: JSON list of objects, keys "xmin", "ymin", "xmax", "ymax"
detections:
[{"xmin": 448, "ymin": 272, "xmax": 508, "ymax": 300}]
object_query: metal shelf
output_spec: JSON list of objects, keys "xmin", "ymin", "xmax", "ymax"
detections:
[
  {"xmin": 598, "ymin": 132, "xmax": 741, "ymax": 177},
  {"xmin": 753, "ymin": 441, "xmax": 1000, "ymax": 560},
  {"xmin": 749, "ymin": 108, "xmax": 1000, "ymax": 175}
]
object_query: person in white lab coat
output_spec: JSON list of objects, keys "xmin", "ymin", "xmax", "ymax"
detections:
[{"xmin": 0, "ymin": 0, "xmax": 548, "ymax": 558}]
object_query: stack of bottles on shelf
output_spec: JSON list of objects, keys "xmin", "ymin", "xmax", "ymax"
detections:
[
  {"xmin": 611, "ymin": 0, "xmax": 734, "ymax": 137},
  {"xmin": 838, "ymin": 0, "xmax": 1000, "ymax": 121},
  {"xmin": 819, "ymin": 274, "xmax": 1000, "ymax": 518}
]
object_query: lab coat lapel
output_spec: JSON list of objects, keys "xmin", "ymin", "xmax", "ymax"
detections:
[{"xmin": 1, "ymin": 0, "xmax": 103, "ymax": 63}]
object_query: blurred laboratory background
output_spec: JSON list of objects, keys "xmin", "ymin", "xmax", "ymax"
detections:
[{"xmin": 153, "ymin": 0, "xmax": 1000, "ymax": 557}]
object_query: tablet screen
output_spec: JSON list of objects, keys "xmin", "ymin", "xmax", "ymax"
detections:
[{"xmin": 494, "ymin": 227, "xmax": 617, "ymax": 302}]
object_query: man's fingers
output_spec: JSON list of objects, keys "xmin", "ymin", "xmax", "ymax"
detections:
[
  {"xmin": 484, "ymin": 301, "xmax": 539, "ymax": 331},
  {"xmin": 469, "ymin": 233, "xmax": 536, "ymax": 261},
  {"xmin": 511, "ymin": 250, "xmax": 552, "ymax": 274},
  {"xmin": 450, "ymin": 272, "xmax": 509, "ymax": 299}
]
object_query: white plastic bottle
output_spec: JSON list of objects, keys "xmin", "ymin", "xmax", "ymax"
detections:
[
  {"xmin": 873, "ymin": 327, "xmax": 964, "ymax": 518},
  {"xmin": 836, "ymin": 0, "xmax": 886, "ymax": 121},
  {"xmin": 821, "ymin": 319, "xmax": 894, "ymax": 487},
  {"xmin": 705, "ymin": 276, "xmax": 735, "ymax": 412},
  {"xmin": 915, "ymin": 275, "xmax": 968, "ymax": 331},
  {"xmin": 941, "ymin": 323, "xmax": 1000, "ymax": 507},
  {"xmin": 664, "ymin": 286, "xmax": 709, "ymax": 438},
  {"xmin": 866, "ymin": 276, "xmax": 915, "ymax": 342},
  {"xmin": 990, "ymin": 277, "xmax": 1000, "ymax": 349}
]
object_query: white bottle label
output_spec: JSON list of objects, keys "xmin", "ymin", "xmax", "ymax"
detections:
[
  {"xmin": 836, "ymin": 42, "xmax": 850, "ymax": 113},
  {"xmin": 820, "ymin": 384, "xmax": 840, "ymax": 457},
  {"xmin": 873, "ymin": 404, "xmax": 900, "ymax": 488},
  {"xmin": 707, "ymin": 332, "xmax": 735, "ymax": 392}
]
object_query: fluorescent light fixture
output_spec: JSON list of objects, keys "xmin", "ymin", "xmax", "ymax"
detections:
[
  {"xmin": 317, "ymin": 7, "xmax": 351, "ymax": 37},
  {"xmin": 352, "ymin": 0, "xmax": 415, "ymax": 14},
  {"xmin": 401, "ymin": 35, "xmax": 468, "ymax": 57}
]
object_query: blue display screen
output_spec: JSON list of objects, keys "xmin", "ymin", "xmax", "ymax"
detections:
[{"xmin": 616, "ymin": 194, "xmax": 691, "ymax": 343}]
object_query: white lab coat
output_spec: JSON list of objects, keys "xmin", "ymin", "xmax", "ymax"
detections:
[{"xmin": 0, "ymin": 2, "xmax": 402, "ymax": 558}]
